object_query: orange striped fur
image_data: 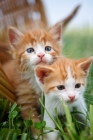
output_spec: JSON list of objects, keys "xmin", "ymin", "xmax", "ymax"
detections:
[
  {"xmin": 5, "ymin": 23, "xmax": 62, "ymax": 136},
  {"xmin": 35, "ymin": 57, "xmax": 93, "ymax": 139}
]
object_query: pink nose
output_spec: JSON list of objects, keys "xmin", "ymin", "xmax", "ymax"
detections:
[
  {"xmin": 68, "ymin": 95, "xmax": 75, "ymax": 101},
  {"xmin": 37, "ymin": 53, "xmax": 45, "ymax": 59}
]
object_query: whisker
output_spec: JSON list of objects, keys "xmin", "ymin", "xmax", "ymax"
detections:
[{"xmin": 50, "ymin": 96, "xmax": 62, "ymax": 112}]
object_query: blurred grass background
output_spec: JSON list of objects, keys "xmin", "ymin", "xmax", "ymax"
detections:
[{"xmin": 63, "ymin": 28, "xmax": 93, "ymax": 58}]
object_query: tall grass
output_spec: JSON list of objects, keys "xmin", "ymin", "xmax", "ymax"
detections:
[
  {"xmin": 0, "ymin": 28, "xmax": 93, "ymax": 140},
  {"xmin": 63, "ymin": 28, "xmax": 93, "ymax": 58}
]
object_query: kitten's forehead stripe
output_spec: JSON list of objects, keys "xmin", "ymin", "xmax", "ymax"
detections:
[
  {"xmin": 66, "ymin": 67, "xmax": 76, "ymax": 88},
  {"xmin": 35, "ymin": 44, "xmax": 44, "ymax": 54},
  {"xmin": 67, "ymin": 67, "xmax": 72, "ymax": 79}
]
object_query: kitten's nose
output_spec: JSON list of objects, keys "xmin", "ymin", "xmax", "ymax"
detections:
[
  {"xmin": 68, "ymin": 95, "xmax": 75, "ymax": 101},
  {"xmin": 37, "ymin": 53, "xmax": 45, "ymax": 59}
]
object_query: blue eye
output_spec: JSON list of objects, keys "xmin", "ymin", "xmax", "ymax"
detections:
[
  {"xmin": 26, "ymin": 48, "xmax": 34, "ymax": 53},
  {"xmin": 57, "ymin": 85, "xmax": 65, "ymax": 90},
  {"xmin": 45, "ymin": 46, "xmax": 52, "ymax": 51}
]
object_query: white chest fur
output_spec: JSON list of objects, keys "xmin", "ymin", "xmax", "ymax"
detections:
[{"xmin": 21, "ymin": 70, "xmax": 41, "ymax": 95}]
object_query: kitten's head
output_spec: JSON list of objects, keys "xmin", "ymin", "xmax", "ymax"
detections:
[
  {"xmin": 35, "ymin": 57, "xmax": 93, "ymax": 103},
  {"xmin": 8, "ymin": 23, "xmax": 62, "ymax": 71}
]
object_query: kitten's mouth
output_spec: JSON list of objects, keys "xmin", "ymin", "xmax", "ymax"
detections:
[
  {"xmin": 67, "ymin": 99, "xmax": 77, "ymax": 103},
  {"xmin": 68, "ymin": 100, "xmax": 74, "ymax": 103},
  {"xmin": 36, "ymin": 60, "xmax": 46, "ymax": 65}
]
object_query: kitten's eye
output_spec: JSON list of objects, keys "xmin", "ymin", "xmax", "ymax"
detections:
[
  {"xmin": 26, "ymin": 48, "xmax": 34, "ymax": 53},
  {"xmin": 45, "ymin": 46, "xmax": 52, "ymax": 51},
  {"xmin": 57, "ymin": 85, "xmax": 65, "ymax": 90},
  {"xmin": 75, "ymin": 83, "xmax": 81, "ymax": 88}
]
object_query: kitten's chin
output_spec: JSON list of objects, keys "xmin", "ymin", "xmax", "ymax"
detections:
[
  {"xmin": 36, "ymin": 60, "xmax": 50, "ymax": 65},
  {"xmin": 33, "ymin": 60, "xmax": 52, "ymax": 69},
  {"xmin": 67, "ymin": 99, "xmax": 77, "ymax": 104},
  {"xmin": 37, "ymin": 62, "xmax": 46, "ymax": 65},
  {"xmin": 32, "ymin": 61, "xmax": 47, "ymax": 69}
]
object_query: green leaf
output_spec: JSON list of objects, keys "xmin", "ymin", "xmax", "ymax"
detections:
[
  {"xmin": 12, "ymin": 133, "xmax": 17, "ymax": 140},
  {"xmin": 34, "ymin": 121, "xmax": 46, "ymax": 130},
  {"xmin": 10, "ymin": 103, "xmax": 17, "ymax": 112},
  {"xmin": 21, "ymin": 133, "xmax": 27, "ymax": 140},
  {"xmin": 0, "ymin": 128, "xmax": 9, "ymax": 140},
  {"xmin": 24, "ymin": 120, "xmax": 33, "ymax": 127},
  {"xmin": 9, "ymin": 111, "xmax": 18, "ymax": 119},
  {"xmin": 0, "ymin": 128, "xmax": 21, "ymax": 140}
]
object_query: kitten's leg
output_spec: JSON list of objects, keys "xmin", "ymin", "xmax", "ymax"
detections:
[
  {"xmin": 15, "ymin": 82, "xmax": 41, "ymax": 137},
  {"xmin": 44, "ymin": 111, "xmax": 60, "ymax": 140}
]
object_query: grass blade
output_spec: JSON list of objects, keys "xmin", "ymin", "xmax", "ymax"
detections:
[
  {"xmin": 90, "ymin": 105, "xmax": 93, "ymax": 134},
  {"xmin": 21, "ymin": 133, "xmax": 27, "ymax": 140}
]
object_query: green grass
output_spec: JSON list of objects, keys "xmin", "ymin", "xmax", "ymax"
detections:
[
  {"xmin": 0, "ymin": 28, "xmax": 93, "ymax": 140},
  {"xmin": 63, "ymin": 28, "xmax": 93, "ymax": 58}
]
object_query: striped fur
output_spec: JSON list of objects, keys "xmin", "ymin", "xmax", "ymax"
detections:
[
  {"xmin": 6, "ymin": 24, "xmax": 62, "ymax": 136},
  {"xmin": 35, "ymin": 57, "xmax": 93, "ymax": 139}
]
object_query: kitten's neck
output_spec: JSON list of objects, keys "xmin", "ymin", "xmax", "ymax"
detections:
[
  {"xmin": 19, "ymin": 69, "xmax": 34, "ymax": 80},
  {"xmin": 17, "ymin": 68, "xmax": 41, "ymax": 94}
]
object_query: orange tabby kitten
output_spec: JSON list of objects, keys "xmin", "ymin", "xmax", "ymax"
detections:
[
  {"xmin": 35, "ymin": 57, "xmax": 93, "ymax": 140},
  {"xmin": 7, "ymin": 23, "xmax": 62, "ymax": 126}
]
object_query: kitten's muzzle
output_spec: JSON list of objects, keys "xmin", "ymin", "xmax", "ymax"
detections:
[
  {"xmin": 68, "ymin": 95, "xmax": 75, "ymax": 101},
  {"xmin": 37, "ymin": 53, "xmax": 45, "ymax": 59}
]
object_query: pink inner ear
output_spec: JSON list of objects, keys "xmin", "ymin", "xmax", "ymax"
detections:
[
  {"xmin": 37, "ymin": 69, "xmax": 49, "ymax": 84},
  {"xmin": 9, "ymin": 30, "xmax": 16, "ymax": 44},
  {"xmin": 79, "ymin": 58, "xmax": 93, "ymax": 73},
  {"xmin": 37, "ymin": 70, "xmax": 46, "ymax": 84},
  {"xmin": 83, "ymin": 62, "xmax": 91, "ymax": 72},
  {"xmin": 55, "ymin": 27, "xmax": 61, "ymax": 41},
  {"xmin": 40, "ymin": 71, "xmax": 45, "ymax": 84}
]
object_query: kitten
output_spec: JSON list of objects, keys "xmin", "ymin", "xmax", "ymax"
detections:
[
  {"xmin": 35, "ymin": 57, "xmax": 93, "ymax": 139},
  {"xmin": 7, "ymin": 23, "xmax": 62, "ymax": 133}
]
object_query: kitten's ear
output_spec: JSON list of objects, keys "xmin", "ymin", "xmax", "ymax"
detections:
[
  {"xmin": 8, "ymin": 27, "xmax": 23, "ymax": 50},
  {"xmin": 49, "ymin": 22, "xmax": 62, "ymax": 44},
  {"xmin": 77, "ymin": 57, "xmax": 93, "ymax": 73},
  {"xmin": 35, "ymin": 66, "xmax": 54, "ymax": 84}
]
